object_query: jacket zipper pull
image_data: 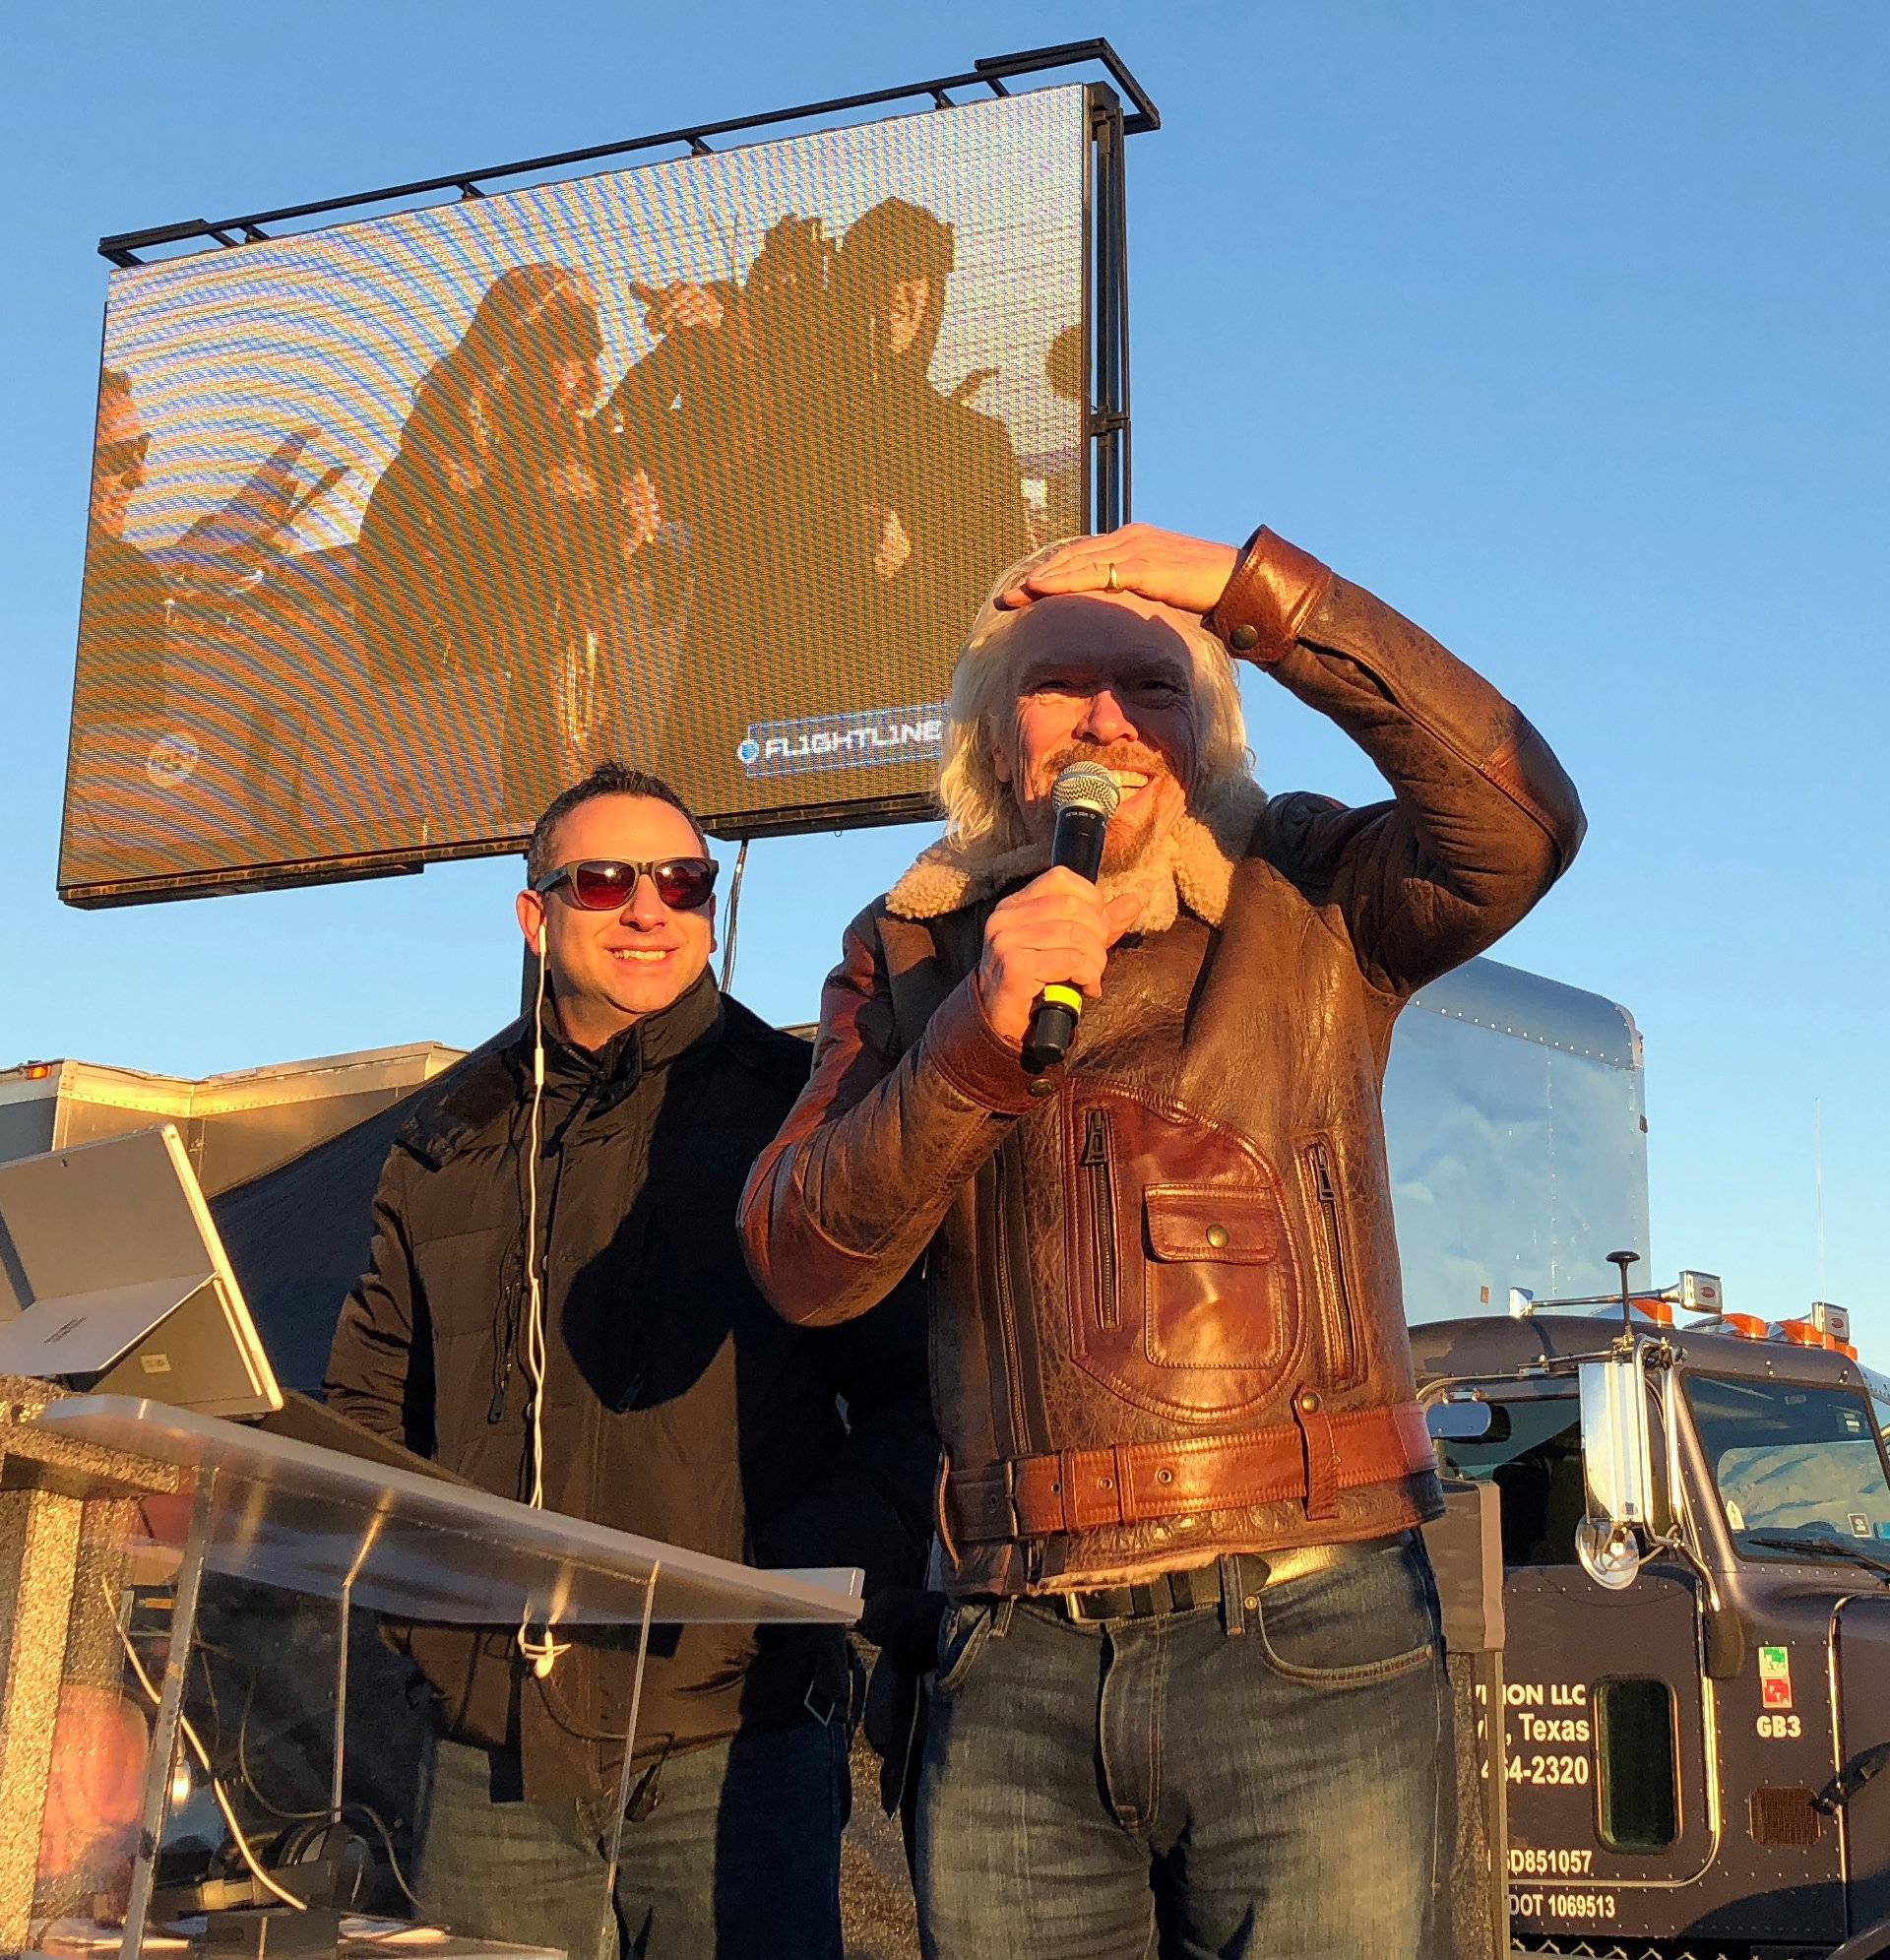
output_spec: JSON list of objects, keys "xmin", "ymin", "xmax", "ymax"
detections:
[
  {"xmin": 1078, "ymin": 1108, "xmax": 1118, "ymax": 1330},
  {"xmin": 489, "ymin": 1277, "xmax": 523, "ymax": 1423},
  {"xmin": 1307, "ymin": 1139, "xmax": 1358, "ymax": 1386}
]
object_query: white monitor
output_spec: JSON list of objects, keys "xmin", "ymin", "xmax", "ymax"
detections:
[{"xmin": 0, "ymin": 1123, "xmax": 282, "ymax": 1419}]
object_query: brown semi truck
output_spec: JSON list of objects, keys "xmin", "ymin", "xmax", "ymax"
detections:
[{"xmin": 1419, "ymin": 1293, "xmax": 1890, "ymax": 1959}]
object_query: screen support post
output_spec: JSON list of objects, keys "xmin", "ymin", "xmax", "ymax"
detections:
[{"xmin": 1087, "ymin": 83, "xmax": 1131, "ymax": 533}]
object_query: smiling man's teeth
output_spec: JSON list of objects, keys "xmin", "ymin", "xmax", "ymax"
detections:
[
  {"xmin": 1107, "ymin": 771, "xmax": 1150, "ymax": 790},
  {"xmin": 609, "ymin": 949, "xmax": 669, "ymax": 962}
]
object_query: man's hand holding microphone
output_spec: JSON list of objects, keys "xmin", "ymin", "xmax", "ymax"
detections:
[{"xmin": 977, "ymin": 771, "xmax": 1143, "ymax": 1065}]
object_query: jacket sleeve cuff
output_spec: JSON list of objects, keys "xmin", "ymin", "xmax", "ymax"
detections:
[
  {"xmin": 1206, "ymin": 527, "xmax": 1335, "ymax": 666},
  {"xmin": 921, "ymin": 974, "xmax": 1044, "ymax": 1116}
]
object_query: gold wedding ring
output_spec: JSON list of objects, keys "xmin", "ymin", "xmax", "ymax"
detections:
[{"xmin": 1105, "ymin": 562, "xmax": 1120, "ymax": 592}]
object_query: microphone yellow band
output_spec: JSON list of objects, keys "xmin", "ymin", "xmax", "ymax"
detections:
[{"xmin": 1041, "ymin": 983, "xmax": 1083, "ymax": 1015}]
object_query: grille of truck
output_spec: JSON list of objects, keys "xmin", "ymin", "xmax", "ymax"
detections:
[{"xmin": 1744, "ymin": 1782, "xmax": 1825, "ymax": 1850}]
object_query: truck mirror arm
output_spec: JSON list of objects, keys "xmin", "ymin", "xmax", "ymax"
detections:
[{"xmin": 1816, "ymin": 1741, "xmax": 1890, "ymax": 1817}]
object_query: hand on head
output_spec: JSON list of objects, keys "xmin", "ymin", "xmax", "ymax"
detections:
[{"xmin": 996, "ymin": 522, "xmax": 1239, "ymax": 618}]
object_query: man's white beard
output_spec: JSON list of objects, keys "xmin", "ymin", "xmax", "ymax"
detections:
[{"xmin": 1097, "ymin": 828, "xmax": 1187, "ymax": 908}]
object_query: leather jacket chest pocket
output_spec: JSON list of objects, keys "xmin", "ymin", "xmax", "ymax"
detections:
[{"xmin": 1064, "ymin": 1087, "xmax": 1300, "ymax": 1422}]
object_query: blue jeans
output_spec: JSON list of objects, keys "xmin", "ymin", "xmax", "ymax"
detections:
[
  {"xmin": 914, "ymin": 1537, "xmax": 1449, "ymax": 1960},
  {"xmin": 413, "ymin": 1722, "xmax": 848, "ymax": 1960}
]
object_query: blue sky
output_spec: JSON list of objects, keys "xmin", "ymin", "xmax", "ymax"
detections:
[{"xmin": 5, "ymin": 3, "xmax": 1885, "ymax": 1326}]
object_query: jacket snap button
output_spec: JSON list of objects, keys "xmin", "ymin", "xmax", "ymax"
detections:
[
  {"xmin": 1028, "ymin": 1077, "xmax": 1056, "ymax": 1099},
  {"xmin": 1228, "ymin": 622, "xmax": 1260, "ymax": 652},
  {"xmin": 1156, "ymin": 1468, "xmax": 1174, "ymax": 1486},
  {"xmin": 1205, "ymin": 1223, "xmax": 1229, "ymax": 1249},
  {"xmin": 1099, "ymin": 1477, "xmax": 1114, "ymax": 1490},
  {"xmin": 1298, "ymin": 1391, "xmax": 1322, "ymax": 1414}
]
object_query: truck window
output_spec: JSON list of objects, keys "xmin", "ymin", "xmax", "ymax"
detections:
[
  {"xmin": 1686, "ymin": 1374, "xmax": 1890, "ymax": 1552},
  {"xmin": 1595, "ymin": 1677, "xmax": 1679, "ymax": 1851},
  {"xmin": 1437, "ymin": 1395, "xmax": 1584, "ymax": 1566}
]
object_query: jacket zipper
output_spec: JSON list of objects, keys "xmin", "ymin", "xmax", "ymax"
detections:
[
  {"xmin": 488, "ymin": 1276, "xmax": 521, "ymax": 1423},
  {"xmin": 987, "ymin": 1153, "xmax": 1033, "ymax": 1456},
  {"xmin": 1307, "ymin": 1139, "xmax": 1358, "ymax": 1385},
  {"xmin": 1079, "ymin": 1109, "xmax": 1119, "ymax": 1330}
]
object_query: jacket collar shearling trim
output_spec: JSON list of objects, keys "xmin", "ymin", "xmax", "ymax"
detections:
[{"xmin": 885, "ymin": 780, "xmax": 1269, "ymax": 932}]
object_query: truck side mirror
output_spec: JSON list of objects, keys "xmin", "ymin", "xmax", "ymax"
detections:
[
  {"xmin": 1575, "ymin": 1354, "xmax": 1657, "ymax": 1590},
  {"xmin": 1425, "ymin": 1399, "xmax": 1493, "ymax": 1441}
]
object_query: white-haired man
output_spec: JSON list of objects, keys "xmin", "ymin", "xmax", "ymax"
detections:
[{"xmin": 740, "ymin": 523, "xmax": 1585, "ymax": 1957}]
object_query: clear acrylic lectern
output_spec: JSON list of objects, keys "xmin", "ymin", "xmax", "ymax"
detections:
[{"xmin": 3, "ymin": 1389, "xmax": 861, "ymax": 1958}]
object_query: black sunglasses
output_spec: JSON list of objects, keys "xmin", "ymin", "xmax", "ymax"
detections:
[{"xmin": 534, "ymin": 857, "xmax": 719, "ymax": 913}]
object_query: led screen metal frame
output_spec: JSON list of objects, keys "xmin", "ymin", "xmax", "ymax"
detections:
[{"xmin": 60, "ymin": 47, "xmax": 1149, "ymax": 908}]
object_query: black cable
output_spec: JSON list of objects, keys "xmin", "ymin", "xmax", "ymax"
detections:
[
  {"xmin": 718, "ymin": 836, "xmax": 751, "ymax": 990},
  {"xmin": 128, "ymin": 1607, "xmax": 423, "ymax": 1914}
]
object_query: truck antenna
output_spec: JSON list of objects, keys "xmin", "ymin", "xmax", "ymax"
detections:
[
  {"xmin": 1815, "ymin": 1096, "xmax": 1827, "ymax": 1305},
  {"xmin": 1607, "ymin": 1248, "xmax": 1640, "ymax": 1345}
]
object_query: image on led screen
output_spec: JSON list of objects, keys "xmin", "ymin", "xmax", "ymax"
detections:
[{"xmin": 63, "ymin": 87, "xmax": 1088, "ymax": 898}]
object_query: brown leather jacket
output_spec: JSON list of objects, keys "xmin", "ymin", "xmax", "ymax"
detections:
[{"xmin": 739, "ymin": 531, "xmax": 1585, "ymax": 1597}]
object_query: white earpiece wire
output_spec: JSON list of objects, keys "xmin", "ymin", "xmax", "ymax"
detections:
[{"xmin": 517, "ymin": 921, "xmax": 567, "ymax": 1679}]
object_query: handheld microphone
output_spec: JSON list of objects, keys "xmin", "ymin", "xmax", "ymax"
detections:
[{"xmin": 1025, "ymin": 762, "xmax": 1122, "ymax": 1070}]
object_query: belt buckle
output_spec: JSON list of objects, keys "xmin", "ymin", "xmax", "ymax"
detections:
[{"xmin": 1060, "ymin": 1581, "xmax": 1162, "ymax": 1624}]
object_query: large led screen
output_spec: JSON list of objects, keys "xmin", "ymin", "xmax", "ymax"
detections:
[{"xmin": 62, "ymin": 87, "xmax": 1090, "ymax": 901}]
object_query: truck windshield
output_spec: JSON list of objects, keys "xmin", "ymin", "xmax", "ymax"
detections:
[{"xmin": 1687, "ymin": 1374, "xmax": 1890, "ymax": 1554}]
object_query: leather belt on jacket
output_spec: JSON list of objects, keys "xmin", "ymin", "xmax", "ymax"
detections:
[{"xmin": 945, "ymin": 1400, "xmax": 1433, "ymax": 1547}]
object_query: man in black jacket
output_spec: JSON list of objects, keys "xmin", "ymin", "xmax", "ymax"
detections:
[{"xmin": 325, "ymin": 761, "xmax": 932, "ymax": 1960}]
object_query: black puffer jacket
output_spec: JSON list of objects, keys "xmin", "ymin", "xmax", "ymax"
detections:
[{"xmin": 325, "ymin": 973, "xmax": 933, "ymax": 1800}]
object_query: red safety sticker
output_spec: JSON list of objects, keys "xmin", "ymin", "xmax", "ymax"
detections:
[{"xmin": 1759, "ymin": 1644, "xmax": 1794, "ymax": 1711}]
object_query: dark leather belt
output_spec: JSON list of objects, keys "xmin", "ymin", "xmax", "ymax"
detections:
[
  {"xmin": 1047, "ymin": 1536, "xmax": 1408, "ymax": 1625},
  {"xmin": 945, "ymin": 1399, "xmax": 1433, "ymax": 1546}
]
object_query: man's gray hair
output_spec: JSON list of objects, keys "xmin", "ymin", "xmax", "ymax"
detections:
[{"xmin": 935, "ymin": 540, "xmax": 1256, "ymax": 855}]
